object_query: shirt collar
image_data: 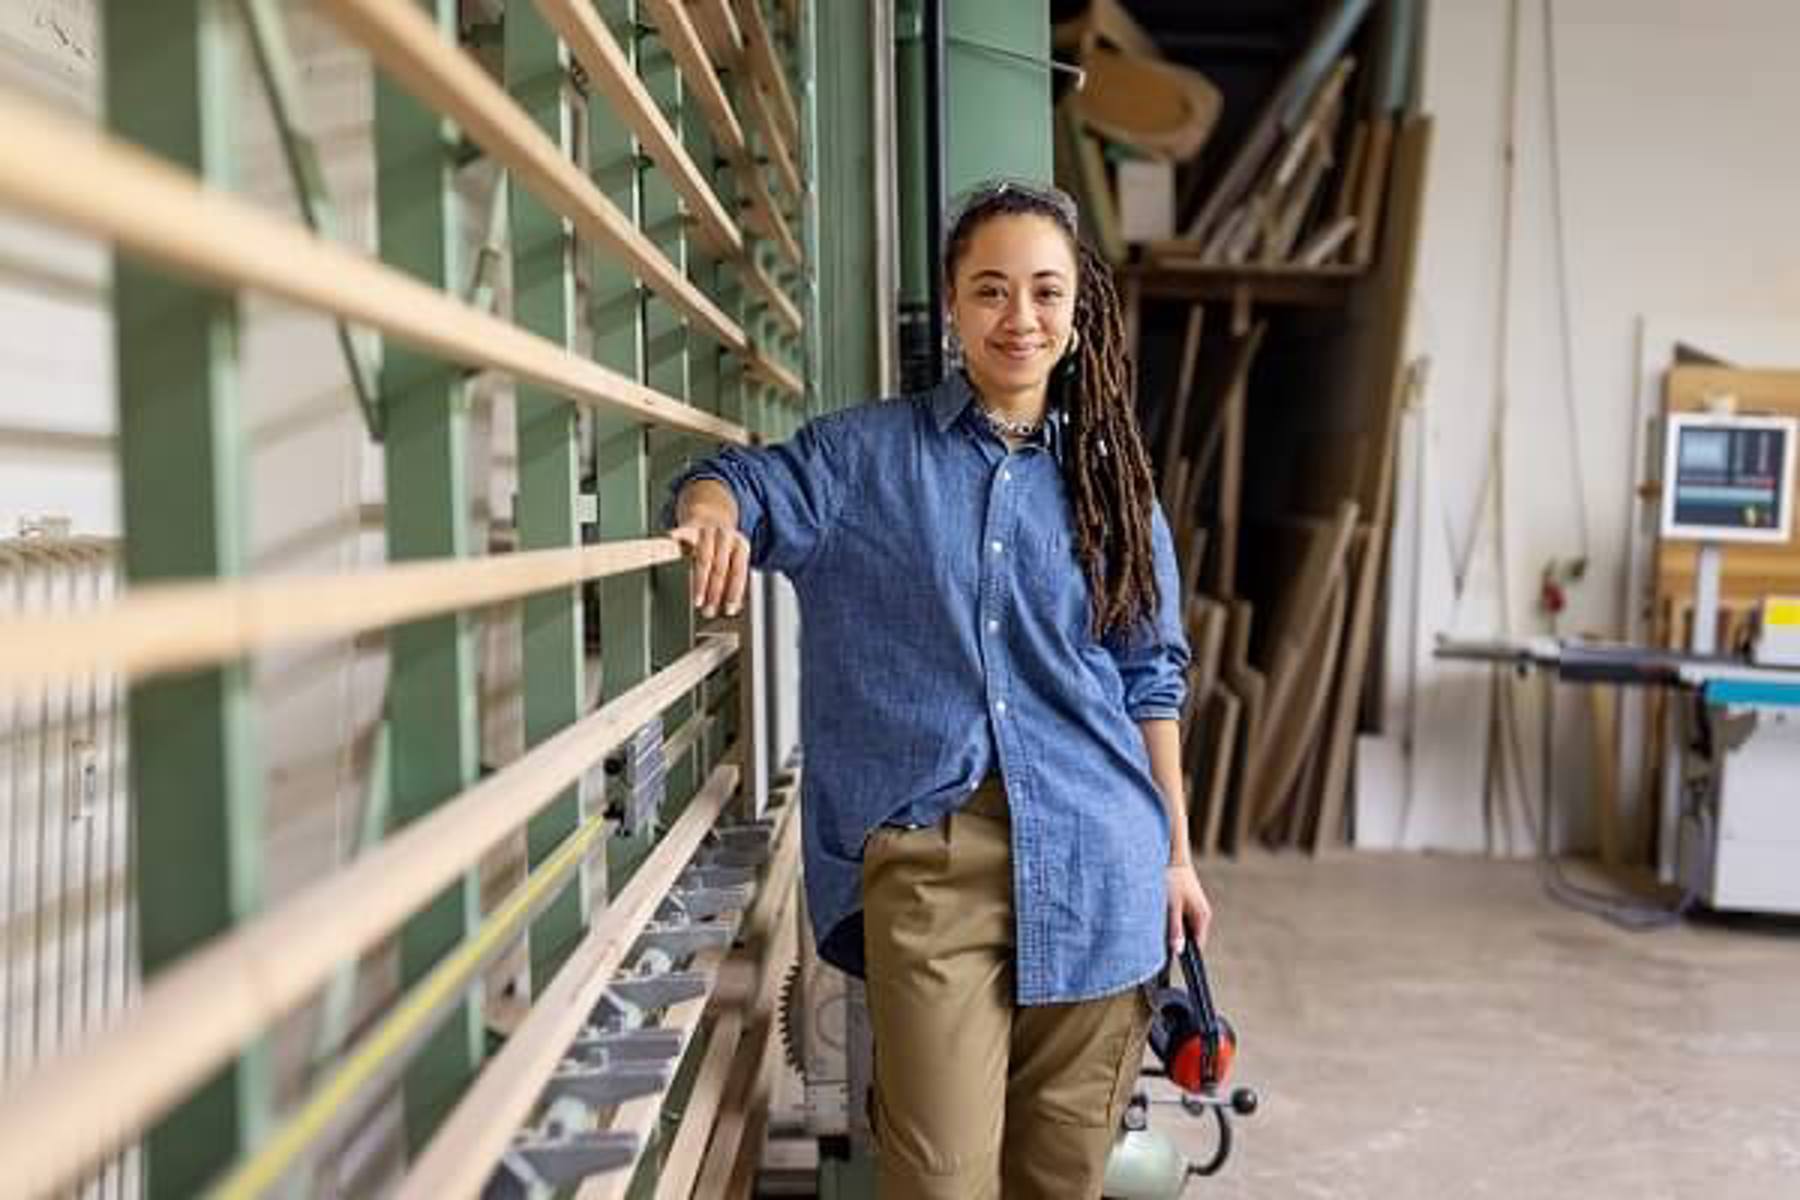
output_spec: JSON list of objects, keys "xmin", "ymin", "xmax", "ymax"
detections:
[{"xmin": 930, "ymin": 370, "xmax": 1067, "ymax": 463}]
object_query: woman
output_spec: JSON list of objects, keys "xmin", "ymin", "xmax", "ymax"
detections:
[{"xmin": 665, "ymin": 179, "xmax": 1213, "ymax": 1199}]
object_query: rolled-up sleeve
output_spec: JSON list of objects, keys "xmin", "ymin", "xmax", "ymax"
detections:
[
  {"xmin": 661, "ymin": 412, "xmax": 851, "ymax": 577},
  {"xmin": 1103, "ymin": 502, "xmax": 1190, "ymax": 721}
]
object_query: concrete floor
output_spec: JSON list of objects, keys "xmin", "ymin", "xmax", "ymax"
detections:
[{"xmin": 1147, "ymin": 850, "xmax": 1800, "ymax": 1200}]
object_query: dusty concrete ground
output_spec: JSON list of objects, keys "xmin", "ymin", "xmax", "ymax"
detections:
[{"xmin": 1149, "ymin": 850, "xmax": 1800, "ymax": 1200}]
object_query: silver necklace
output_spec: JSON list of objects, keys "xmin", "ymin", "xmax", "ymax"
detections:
[{"xmin": 976, "ymin": 405, "xmax": 1044, "ymax": 439}]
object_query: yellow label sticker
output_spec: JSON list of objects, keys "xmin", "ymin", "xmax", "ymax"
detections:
[{"xmin": 1766, "ymin": 599, "xmax": 1800, "ymax": 627}]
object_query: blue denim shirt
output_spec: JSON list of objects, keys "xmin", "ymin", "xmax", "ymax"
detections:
[{"xmin": 664, "ymin": 371, "xmax": 1189, "ymax": 1003}]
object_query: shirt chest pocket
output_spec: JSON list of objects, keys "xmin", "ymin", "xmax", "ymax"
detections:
[{"xmin": 1020, "ymin": 523, "xmax": 1095, "ymax": 637}]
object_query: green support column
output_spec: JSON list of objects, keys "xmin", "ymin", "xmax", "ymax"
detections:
[
  {"xmin": 507, "ymin": 9, "xmax": 589, "ymax": 986},
  {"xmin": 816, "ymin": 0, "xmax": 878, "ymax": 415},
  {"xmin": 375, "ymin": 0, "xmax": 484, "ymax": 1150},
  {"xmin": 945, "ymin": 1, "xmax": 1053, "ymax": 192},
  {"xmin": 641, "ymin": 23, "xmax": 699, "ymax": 815},
  {"xmin": 588, "ymin": 0, "xmax": 656, "ymax": 893},
  {"xmin": 798, "ymin": 0, "xmax": 824, "ymax": 420},
  {"xmin": 106, "ymin": 4, "xmax": 270, "ymax": 1192},
  {"xmin": 682, "ymin": 60, "xmax": 729, "ymax": 783}
]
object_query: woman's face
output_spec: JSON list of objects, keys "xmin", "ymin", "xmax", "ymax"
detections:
[{"xmin": 946, "ymin": 213, "xmax": 1078, "ymax": 403}]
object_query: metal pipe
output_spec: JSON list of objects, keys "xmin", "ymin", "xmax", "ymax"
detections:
[{"xmin": 922, "ymin": 0, "xmax": 946, "ymax": 384}]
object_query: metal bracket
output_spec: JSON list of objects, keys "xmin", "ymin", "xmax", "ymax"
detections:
[
  {"xmin": 495, "ymin": 1129, "xmax": 640, "ymax": 1192},
  {"xmin": 634, "ymin": 921, "xmax": 735, "ymax": 959},
  {"xmin": 542, "ymin": 1060, "xmax": 671, "ymax": 1108},
  {"xmin": 656, "ymin": 884, "xmax": 752, "ymax": 923},
  {"xmin": 568, "ymin": 1026, "xmax": 685, "ymax": 1065}
]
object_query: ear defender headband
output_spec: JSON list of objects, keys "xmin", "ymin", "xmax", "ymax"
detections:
[{"xmin": 944, "ymin": 178, "xmax": 1082, "ymax": 252}]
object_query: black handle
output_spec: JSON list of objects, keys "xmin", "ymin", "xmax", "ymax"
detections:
[{"xmin": 1177, "ymin": 937, "xmax": 1221, "ymax": 1042}]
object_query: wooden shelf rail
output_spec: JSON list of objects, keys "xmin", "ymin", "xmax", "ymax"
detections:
[
  {"xmin": 404, "ymin": 775, "xmax": 801, "ymax": 1199},
  {"xmin": 214, "ymin": 758, "xmax": 750, "ymax": 1198},
  {"xmin": 0, "ymin": 94, "xmax": 749, "ymax": 448},
  {"xmin": 312, "ymin": 0, "xmax": 748, "ymax": 353},
  {"xmin": 660, "ymin": 0, "xmax": 806, "ymax": 271},
  {"xmin": 535, "ymin": 0, "xmax": 741, "ymax": 261},
  {"xmin": 746, "ymin": 255, "xmax": 805, "ymax": 338},
  {"xmin": 0, "ymin": 539, "xmax": 680, "ymax": 685},
  {"xmin": 742, "ymin": 67, "xmax": 804, "ymax": 207},
  {"xmin": 587, "ymin": 777, "xmax": 799, "ymax": 1200},
  {"xmin": 0, "ymin": 636, "xmax": 738, "ymax": 1198},
  {"xmin": 735, "ymin": 0, "xmax": 802, "ymax": 152}
]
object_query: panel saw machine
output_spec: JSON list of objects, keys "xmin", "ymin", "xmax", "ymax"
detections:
[{"xmin": 1439, "ymin": 411, "xmax": 1800, "ymax": 916}]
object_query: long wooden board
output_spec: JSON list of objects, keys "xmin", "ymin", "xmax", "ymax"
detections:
[
  {"xmin": 0, "ymin": 94, "xmax": 751, "ymax": 444},
  {"xmin": 1222, "ymin": 602, "xmax": 1266, "ymax": 855},
  {"xmin": 1254, "ymin": 571, "xmax": 1348, "ymax": 844},
  {"xmin": 1194, "ymin": 686, "xmax": 1242, "ymax": 858},
  {"xmin": 315, "ymin": 0, "xmax": 746, "ymax": 350}
]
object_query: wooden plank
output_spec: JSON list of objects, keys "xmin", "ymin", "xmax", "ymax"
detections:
[
  {"xmin": 398, "ymin": 763, "xmax": 746, "ymax": 1199},
  {"xmin": 0, "ymin": 93, "xmax": 751, "ymax": 445},
  {"xmin": 1178, "ymin": 524, "xmax": 1209, "ymax": 618},
  {"xmin": 1212, "ymin": 324, "xmax": 1267, "ymax": 597},
  {"xmin": 684, "ymin": 887, "xmax": 798, "ymax": 1198},
  {"xmin": 1305, "ymin": 358, "xmax": 1426, "ymax": 853},
  {"xmin": 643, "ymin": 0, "xmax": 748, "ymax": 159},
  {"xmin": 1195, "ymin": 686, "xmax": 1242, "ymax": 858},
  {"xmin": 746, "ymin": 255, "xmax": 805, "ymax": 336},
  {"xmin": 0, "ymin": 643, "xmax": 740, "ymax": 1197},
  {"xmin": 636, "ymin": 0, "xmax": 802, "ymax": 279},
  {"xmin": 1163, "ymin": 454, "xmax": 1192, "ymax": 533},
  {"xmin": 1221, "ymin": 601, "xmax": 1266, "ymax": 855},
  {"xmin": 313, "ymin": 0, "xmax": 747, "ymax": 352},
  {"xmin": 1160, "ymin": 304, "xmax": 1208, "ymax": 483},
  {"xmin": 1307, "ymin": 520, "xmax": 1385, "ymax": 853},
  {"xmin": 0, "ymin": 541, "xmax": 681, "ymax": 685},
  {"xmin": 1173, "ymin": 464, "xmax": 1207, "ymax": 568},
  {"xmin": 1254, "ymin": 571, "xmax": 1348, "ymax": 843},
  {"xmin": 1256, "ymin": 503, "xmax": 1359, "ymax": 758},
  {"xmin": 1349, "ymin": 115, "xmax": 1393, "ymax": 266},
  {"xmin": 1589, "ymin": 684, "xmax": 1622, "ymax": 868},
  {"xmin": 538, "ymin": 0, "xmax": 741, "ymax": 259},
  {"xmin": 1183, "ymin": 0, "xmax": 1374, "ymax": 243},
  {"xmin": 741, "ymin": 151, "xmax": 806, "ymax": 270},
  {"xmin": 585, "ymin": 787, "xmax": 802, "ymax": 1200},
  {"xmin": 1180, "ymin": 690, "xmax": 1238, "ymax": 859},
  {"xmin": 1057, "ymin": 99, "xmax": 1125, "ymax": 264},
  {"xmin": 735, "ymin": 0, "xmax": 802, "ymax": 147},
  {"xmin": 1190, "ymin": 597, "xmax": 1228, "ymax": 702},
  {"xmin": 691, "ymin": 0, "xmax": 745, "ymax": 68},
  {"xmin": 743, "ymin": 71, "xmax": 805, "ymax": 207},
  {"xmin": 747, "ymin": 346, "xmax": 806, "ymax": 398},
  {"xmin": 1294, "ymin": 215, "xmax": 1358, "ymax": 267},
  {"xmin": 1329, "ymin": 118, "xmax": 1370, "ymax": 231},
  {"xmin": 1052, "ymin": 0, "xmax": 1162, "ymax": 61}
]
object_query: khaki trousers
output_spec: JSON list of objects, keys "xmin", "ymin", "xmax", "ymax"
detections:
[{"xmin": 861, "ymin": 779, "xmax": 1153, "ymax": 1200}]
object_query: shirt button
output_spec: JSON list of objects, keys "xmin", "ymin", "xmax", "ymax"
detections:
[
  {"xmin": 1001, "ymin": 469, "xmax": 1012, "ymax": 482},
  {"xmin": 987, "ymin": 619, "xmax": 999, "ymax": 633},
  {"xmin": 996, "ymin": 700, "xmax": 1008, "ymax": 715},
  {"xmin": 991, "ymin": 540, "xmax": 1004, "ymax": 555}
]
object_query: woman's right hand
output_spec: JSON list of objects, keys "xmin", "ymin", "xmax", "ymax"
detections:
[{"xmin": 669, "ymin": 518, "xmax": 751, "ymax": 618}]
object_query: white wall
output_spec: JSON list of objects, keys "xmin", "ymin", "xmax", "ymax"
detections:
[{"xmin": 1364, "ymin": 0, "xmax": 1800, "ymax": 854}]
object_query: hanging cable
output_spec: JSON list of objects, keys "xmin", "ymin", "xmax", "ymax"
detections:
[
  {"xmin": 1534, "ymin": 674, "xmax": 1696, "ymax": 930},
  {"xmin": 1540, "ymin": 0, "xmax": 1594, "ymax": 570}
]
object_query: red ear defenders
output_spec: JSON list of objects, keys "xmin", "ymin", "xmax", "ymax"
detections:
[{"xmin": 1148, "ymin": 938, "xmax": 1237, "ymax": 1094}]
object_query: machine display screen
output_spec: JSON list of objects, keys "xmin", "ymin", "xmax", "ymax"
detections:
[{"xmin": 1663, "ymin": 415, "xmax": 1796, "ymax": 543}]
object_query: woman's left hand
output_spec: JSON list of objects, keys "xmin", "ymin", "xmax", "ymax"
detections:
[{"xmin": 1165, "ymin": 862, "xmax": 1214, "ymax": 954}]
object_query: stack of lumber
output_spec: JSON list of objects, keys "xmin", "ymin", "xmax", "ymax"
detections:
[
  {"xmin": 1055, "ymin": 0, "xmax": 1419, "ymax": 285},
  {"xmin": 1157, "ymin": 119, "xmax": 1432, "ymax": 859}
]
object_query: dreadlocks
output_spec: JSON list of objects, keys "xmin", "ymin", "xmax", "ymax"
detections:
[{"xmin": 943, "ymin": 183, "xmax": 1160, "ymax": 640}]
